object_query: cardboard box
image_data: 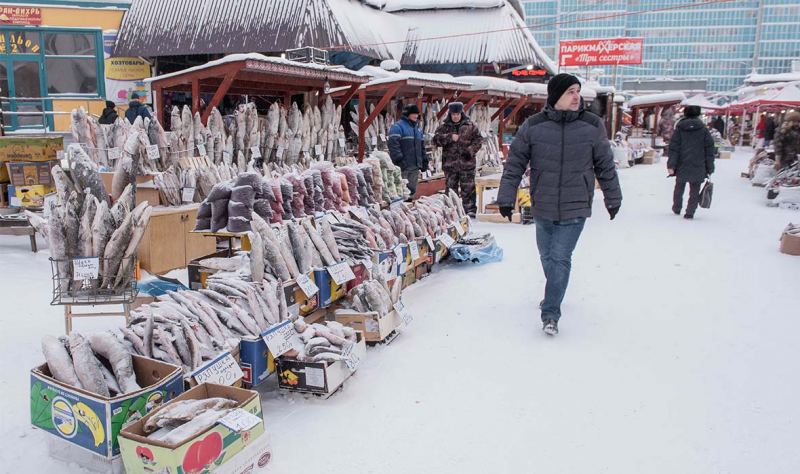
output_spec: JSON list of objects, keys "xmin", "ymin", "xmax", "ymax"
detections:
[
  {"xmin": 284, "ymin": 272, "xmax": 320, "ymax": 316},
  {"xmin": 312, "ymin": 268, "xmax": 347, "ymax": 308},
  {"xmin": 277, "ymin": 332, "xmax": 366, "ymax": 397},
  {"xmin": 119, "ymin": 383, "xmax": 265, "ymax": 474},
  {"xmin": 0, "ymin": 136, "xmax": 62, "ymax": 182},
  {"xmin": 6, "ymin": 160, "xmax": 57, "ymax": 187},
  {"xmin": 187, "ymin": 250, "xmax": 231, "ymax": 290},
  {"xmin": 239, "ymin": 338, "xmax": 276, "ymax": 388},
  {"xmin": 15, "ymin": 184, "xmax": 54, "ymax": 208},
  {"xmin": 779, "ymin": 231, "xmax": 800, "ymax": 256},
  {"xmin": 719, "ymin": 151, "xmax": 732, "ymax": 160},
  {"xmin": 402, "ymin": 266, "xmax": 417, "ymax": 288},
  {"xmin": 30, "ymin": 356, "xmax": 184, "ymax": 459},
  {"xmin": 344, "ymin": 262, "xmax": 367, "ymax": 293},
  {"xmin": 334, "ymin": 309, "xmax": 402, "ymax": 343}
]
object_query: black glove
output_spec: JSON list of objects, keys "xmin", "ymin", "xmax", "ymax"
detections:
[
  {"xmin": 499, "ymin": 206, "xmax": 514, "ymax": 222},
  {"xmin": 607, "ymin": 205, "xmax": 620, "ymax": 220}
]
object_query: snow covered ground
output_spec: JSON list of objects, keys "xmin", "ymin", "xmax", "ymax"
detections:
[{"xmin": 1, "ymin": 147, "xmax": 798, "ymax": 473}]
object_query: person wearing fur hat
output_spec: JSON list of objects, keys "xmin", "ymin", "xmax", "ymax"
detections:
[
  {"xmin": 388, "ymin": 103, "xmax": 429, "ymax": 197},
  {"xmin": 498, "ymin": 73, "xmax": 622, "ymax": 336},
  {"xmin": 667, "ymin": 105, "xmax": 715, "ymax": 219},
  {"xmin": 433, "ymin": 102, "xmax": 483, "ymax": 217},
  {"xmin": 773, "ymin": 111, "xmax": 800, "ymax": 171}
]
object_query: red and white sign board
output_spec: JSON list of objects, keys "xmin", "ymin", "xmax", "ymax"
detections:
[
  {"xmin": 0, "ymin": 5, "xmax": 42, "ymax": 25},
  {"xmin": 559, "ymin": 38, "xmax": 644, "ymax": 67}
]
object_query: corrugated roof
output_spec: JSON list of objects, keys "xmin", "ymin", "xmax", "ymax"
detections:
[
  {"xmin": 114, "ymin": 0, "xmax": 397, "ymax": 59},
  {"xmin": 397, "ymin": 2, "xmax": 556, "ymax": 73}
]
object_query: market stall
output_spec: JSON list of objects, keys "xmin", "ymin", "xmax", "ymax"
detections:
[{"xmin": 628, "ymin": 92, "xmax": 687, "ymax": 151}]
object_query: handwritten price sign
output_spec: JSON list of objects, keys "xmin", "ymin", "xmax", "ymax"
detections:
[{"xmin": 192, "ymin": 351, "xmax": 243, "ymax": 386}]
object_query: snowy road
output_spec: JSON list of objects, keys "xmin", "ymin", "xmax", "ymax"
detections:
[{"xmin": 1, "ymin": 148, "xmax": 798, "ymax": 473}]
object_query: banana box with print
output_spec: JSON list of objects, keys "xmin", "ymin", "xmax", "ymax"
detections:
[
  {"xmin": 30, "ymin": 356, "xmax": 184, "ymax": 460},
  {"xmin": 119, "ymin": 383, "xmax": 266, "ymax": 474}
]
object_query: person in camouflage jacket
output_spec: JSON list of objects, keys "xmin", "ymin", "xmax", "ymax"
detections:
[{"xmin": 433, "ymin": 102, "xmax": 483, "ymax": 216}]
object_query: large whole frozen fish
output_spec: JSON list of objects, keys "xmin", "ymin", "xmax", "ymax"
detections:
[
  {"xmin": 41, "ymin": 336, "xmax": 83, "ymax": 388},
  {"xmin": 68, "ymin": 333, "xmax": 110, "ymax": 397},
  {"xmin": 88, "ymin": 332, "xmax": 141, "ymax": 393},
  {"xmin": 144, "ymin": 397, "xmax": 237, "ymax": 433}
]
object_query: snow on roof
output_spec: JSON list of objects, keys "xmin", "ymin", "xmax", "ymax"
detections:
[
  {"xmin": 383, "ymin": 0, "xmax": 503, "ymax": 12},
  {"xmin": 580, "ymin": 87, "xmax": 597, "ymax": 100},
  {"xmin": 115, "ymin": 0, "xmax": 400, "ymax": 59},
  {"xmin": 361, "ymin": 0, "xmax": 387, "ymax": 7},
  {"xmin": 681, "ymin": 94, "xmax": 722, "ymax": 109},
  {"xmin": 628, "ymin": 92, "xmax": 687, "ymax": 108},
  {"xmin": 397, "ymin": 1, "xmax": 556, "ymax": 73},
  {"xmin": 745, "ymin": 72, "xmax": 800, "ymax": 85},
  {"xmin": 613, "ymin": 94, "xmax": 625, "ymax": 103},
  {"xmin": 146, "ymin": 53, "xmax": 368, "ymax": 84},
  {"xmin": 521, "ymin": 83, "xmax": 548, "ymax": 97},
  {"xmin": 359, "ymin": 65, "xmax": 470, "ymax": 88},
  {"xmin": 763, "ymin": 84, "xmax": 800, "ymax": 105},
  {"xmin": 736, "ymin": 80, "xmax": 800, "ymax": 99},
  {"xmin": 456, "ymin": 76, "xmax": 525, "ymax": 95}
]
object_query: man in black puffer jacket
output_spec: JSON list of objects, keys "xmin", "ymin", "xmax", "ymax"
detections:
[
  {"xmin": 668, "ymin": 105, "xmax": 715, "ymax": 219},
  {"xmin": 498, "ymin": 74, "xmax": 622, "ymax": 336}
]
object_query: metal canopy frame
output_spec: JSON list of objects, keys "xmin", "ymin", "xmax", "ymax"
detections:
[{"xmin": 148, "ymin": 58, "xmax": 368, "ymax": 125}]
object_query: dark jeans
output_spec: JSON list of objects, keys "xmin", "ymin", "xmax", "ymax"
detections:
[
  {"xmin": 673, "ymin": 180, "xmax": 702, "ymax": 216},
  {"xmin": 535, "ymin": 217, "xmax": 586, "ymax": 322},
  {"xmin": 402, "ymin": 168, "xmax": 420, "ymax": 197},
  {"xmin": 445, "ymin": 169, "xmax": 477, "ymax": 215}
]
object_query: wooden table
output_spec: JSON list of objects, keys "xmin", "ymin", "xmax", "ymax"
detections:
[
  {"xmin": 0, "ymin": 215, "xmax": 37, "ymax": 251},
  {"xmin": 475, "ymin": 174, "xmax": 520, "ymax": 223}
]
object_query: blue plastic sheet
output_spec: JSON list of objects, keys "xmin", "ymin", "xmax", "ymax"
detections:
[
  {"xmin": 449, "ymin": 234, "xmax": 503, "ymax": 264},
  {"xmin": 136, "ymin": 277, "xmax": 187, "ymax": 297}
]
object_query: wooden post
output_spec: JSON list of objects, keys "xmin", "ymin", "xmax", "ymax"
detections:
[
  {"xmin": 155, "ymin": 86, "xmax": 164, "ymax": 126},
  {"xmin": 191, "ymin": 79, "xmax": 200, "ymax": 115},
  {"xmin": 357, "ymin": 88, "xmax": 366, "ymax": 161},
  {"xmin": 202, "ymin": 69, "xmax": 237, "ymax": 124},
  {"xmin": 363, "ymin": 83, "xmax": 401, "ymax": 131},
  {"xmin": 652, "ymin": 106, "xmax": 661, "ymax": 148}
]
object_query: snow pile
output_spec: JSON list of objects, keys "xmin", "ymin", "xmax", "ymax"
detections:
[
  {"xmin": 628, "ymin": 92, "xmax": 687, "ymax": 108},
  {"xmin": 456, "ymin": 75, "xmax": 526, "ymax": 95}
]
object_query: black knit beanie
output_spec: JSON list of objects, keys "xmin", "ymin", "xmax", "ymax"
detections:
[
  {"xmin": 684, "ymin": 105, "xmax": 701, "ymax": 118},
  {"xmin": 547, "ymin": 73, "xmax": 581, "ymax": 107},
  {"xmin": 402, "ymin": 104, "xmax": 420, "ymax": 116}
]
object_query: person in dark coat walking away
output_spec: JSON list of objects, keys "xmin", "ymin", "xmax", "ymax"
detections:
[
  {"xmin": 433, "ymin": 102, "xmax": 483, "ymax": 217},
  {"xmin": 763, "ymin": 115, "xmax": 777, "ymax": 147},
  {"xmin": 124, "ymin": 92, "xmax": 152, "ymax": 124},
  {"xmin": 388, "ymin": 104, "xmax": 429, "ymax": 198},
  {"xmin": 98, "ymin": 100, "xmax": 118, "ymax": 125},
  {"xmin": 773, "ymin": 111, "xmax": 800, "ymax": 170},
  {"xmin": 667, "ymin": 105, "xmax": 715, "ymax": 219},
  {"xmin": 712, "ymin": 116, "xmax": 725, "ymax": 137},
  {"xmin": 497, "ymin": 73, "xmax": 622, "ymax": 336}
]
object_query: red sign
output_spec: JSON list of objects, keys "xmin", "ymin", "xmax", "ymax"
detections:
[
  {"xmin": 559, "ymin": 38, "xmax": 644, "ymax": 67},
  {"xmin": 512, "ymin": 69, "xmax": 547, "ymax": 77},
  {"xmin": 0, "ymin": 5, "xmax": 42, "ymax": 26}
]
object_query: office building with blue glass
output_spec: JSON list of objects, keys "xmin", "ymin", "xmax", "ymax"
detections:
[{"xmin": 522, "ymin": 0, "xmax": 800, "ymax": 92}]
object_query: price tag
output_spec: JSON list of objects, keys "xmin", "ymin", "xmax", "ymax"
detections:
[
  {"xmin": 425, "ymin": 236, "xmax": 435, "ymax": 252},
  {"xmin": 250, "ymin": 146, "xmax": 262, "ymax": 158},
  {"xmin": 108, "ymin": 147, "xmax": 123, "ymax": 161},
  {"xmin": 327, "ymin": 211, "xmax": 341, "ymax": 224},
  {"xmin": 398, "ymin": 260, "xmax": 407, "ymax": 276},
  {"xmin": 218, "ymin": 408, "xmax": 261, "ymax": 432},
  {"xmin": 72, "ymin": 257, "xmax": 99, "ymax": 280},
  {"xmin": 146, "ymin": 144, "xmax": 160, "ymax": 161},
  {"xmin": 261, "ymin": 320, "xmax": 295, "ymax": 357},
  {"xmin": 380, "ymin": 133, "xmax": 387, "ymax": 142},
  {"xmin": 327, "ymin": 261, "xmax": 356, "ymax": 286},
  {"xmin": 192, "ymin": 351, "xmax": 243, "ymax": 386},
  {"xmin": 409, "ymin": 241, "xmax": 420, "ymax": 261},
  {"xmin": 362, "ymin": 258, "xmax": 374, "ymax": 271},
  {"xmin": 338, "ymin": 138, "xmax": 346, "ymax": 148},
  {"xmin": 371, "ymin": 136, "xmax": 378, "ymax": 146},
  {"xmin": 394, "ymin": 300, "xmax": 413, "ymax": 326},
  {"xmin": 456, "ymin": 223, "xmax": 465, "ymax": 237},
  {"xmin": 393, "ymin": 245, "xmax": 405, "ymax": 262},
  {"xmin": 296, "ymin": 273, "xmax": 319, "ymax": 298},
  {"xmin": 57, "ymin": 150, "xmax": 65, "ymax": 161},
  {"xmin": 340, "ymin": 341, "xmax": 360, "ymax": 372},
  {"xmin": 438, "ymin": 233, "xmax": 456, "ymax": 249},
  {"xmin": 182, "ymin": 187, "xmax": 195, "ymax": 203},
  {"xmin": 197, "ymin": 144, "xmax": 207, "ymax": 156},
  {"xmin": 314, "ymin": 144, "xmax": 323, "ymax": 156},
  {"xmin": 350, "ymin": 206, "xmax": 369, "ymax": 221},
  {"xmin": 275, "ymin": 146, "xmax": 283, "ymax": 159}
]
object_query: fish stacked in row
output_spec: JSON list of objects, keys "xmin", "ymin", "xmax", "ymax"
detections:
[
  {"xmin": 122, "ymin": 281, "xmax": 287, "ymax": 374},
  {"xmin": 42, "ymin": 332, "xmax": 141, "ymax": 397},
  {"xmin": 468, "ymin": 104, "xmax": 502, "ymax": 170},
  {"xmin": 284, "ymin": 318, "xmax": 358, "ymax": 364},
  {"xmin": 144, "ymin": 397, "xmax": 237, "ymax": 445},
  {"xmin": 194, "ymin": 164, "xmax": 381, "ymax": 231},
  {"xmin": 48, "ymin": 145, "xmax": 151, "ymax": 294}
]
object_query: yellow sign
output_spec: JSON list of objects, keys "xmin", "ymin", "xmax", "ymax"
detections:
[
  {"xmin": 104, "ymin": 57, "xmax": 150, "ymax": 81},
  {"xmin": 0, "ymin": 30, "xmax": 41, "ymax": 54}
]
